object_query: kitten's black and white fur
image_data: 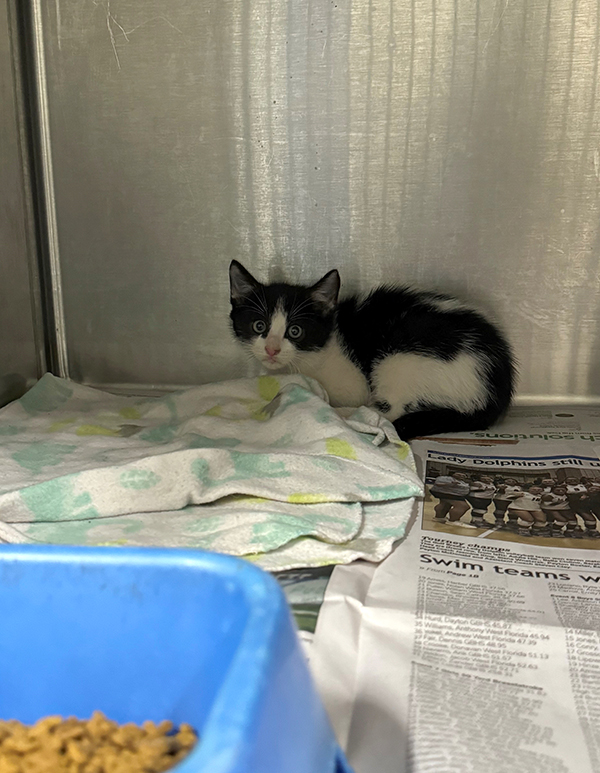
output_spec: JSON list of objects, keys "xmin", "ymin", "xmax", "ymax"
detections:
[{"xmin": 229, "ymin": 261, "xmax": 515, "ymax": 440}]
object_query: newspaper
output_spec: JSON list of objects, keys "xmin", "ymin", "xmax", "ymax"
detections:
[
  {"xmin": 311, "ymin": 407, "xmax": 600, "ymax": 773},
  {"xmin": 273, "ymin": 565, "xmax": 335, "ymax": 655},
  {"xmin": 455, "ymin": 404, "xmax": 600, "ymax": 445}
]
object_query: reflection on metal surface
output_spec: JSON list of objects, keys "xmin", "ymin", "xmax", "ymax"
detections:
[
  {"xmin": 27, "ymin": 0, "xmax": 600, "ymax": 399},
  {"xmin": 29, "ymin": 0, "xmax": 68, "ymax": 377},
  {"xmin": 0, "ymin": 0, "xmax": 42, "ymax": 381}
]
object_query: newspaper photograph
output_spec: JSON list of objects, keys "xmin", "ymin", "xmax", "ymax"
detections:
[
  {"xmin": 273, "ymin": 565, "xmax": 336, "ymax": 656},
  {"xmin": 423, "ymin": 447, "xmax": 600, "ymax": 545},
  {"xmin": 312, "ymin": 434, "xmax": 600, "ymax": 773}
]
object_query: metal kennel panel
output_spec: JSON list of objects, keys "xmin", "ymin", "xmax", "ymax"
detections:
[
  {"xmin": 18, "ymin": 0, "xmax": 600, "ymax": 400},
  {"xmin": 0, "ymin": 0, "xmax": 42, "ymax": 383}
]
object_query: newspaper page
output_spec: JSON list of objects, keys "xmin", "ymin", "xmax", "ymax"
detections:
[
  {"xmin": 286, "ymin": 404, "xmax": 600, "ymax": 654},
  {"xmin": 273, "ymin": 565, "xmax": 335, "ymax": 656},
  {"xmin": 435, "ymin": 403, "xmax": 600, "ymax": 445},
  {"xmin": 312, "ymin": 425, "xmax": 600, "ymax": 773}
]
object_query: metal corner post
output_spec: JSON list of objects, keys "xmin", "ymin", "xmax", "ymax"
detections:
[{"xmin": 8, "ymin": 0, "xmax": 69, "ymax": 378}]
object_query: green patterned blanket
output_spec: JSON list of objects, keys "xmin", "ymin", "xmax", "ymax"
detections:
[{"xmin": 0, "ymin": 374, "xmax": 422, "ymax": 570}]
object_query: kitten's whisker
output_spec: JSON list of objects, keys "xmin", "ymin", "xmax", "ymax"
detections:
[
  {"xmin": 240, "ymin": 290, "xmax": 269, "ymax": 316},
  {"xmin": 244, "ymin": 297, "xmax": 267, "ymax": 316},
  {"xmin": 259, "ymin": 287, "xmax": 270, "ymax": 316},
  {"xmin": 292, "ymin": 297, "xmax": 311, "ymax": 311},
  {"xmin": 289, "ymin": 297, "xmax": 313, "ymax": 317},
  {"xmin": 287, "ymin": 313, "xmax": 313, "ymax": 322}
]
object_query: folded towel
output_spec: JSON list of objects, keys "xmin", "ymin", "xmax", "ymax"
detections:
[{"xmin": 0, "ymin": 374, "xmax": 422, "ymax": 570}]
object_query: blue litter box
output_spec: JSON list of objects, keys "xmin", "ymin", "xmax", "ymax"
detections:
[{"xmin": 0, "ymin": 545, "xmax": 352, "ymax": 773}]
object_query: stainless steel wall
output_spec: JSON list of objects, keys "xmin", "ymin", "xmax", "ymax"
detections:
[
  {"xmin": 0, "ymin": 0, "xmax": 41, "ymax": 383},
  {"xmin": 31, "ymin": 0, "xmax": 600, "ymax": 399}
]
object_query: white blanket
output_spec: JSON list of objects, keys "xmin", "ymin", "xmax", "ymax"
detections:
[{"xmin": 0, "ymin": 374, "xmax": 422, "ymax": 570}]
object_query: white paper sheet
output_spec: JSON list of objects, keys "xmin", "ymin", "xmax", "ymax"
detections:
[{"xmin": 313, "ymin": 433, "xmax": 600, "ymax": 772}]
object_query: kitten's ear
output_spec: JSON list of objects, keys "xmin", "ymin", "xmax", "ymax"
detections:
[
  {"xmin": 310, "ymin": 269, "xmax": 340, "ymax": 311},
  {"xmin": 229, "ymin": 260, "xmax": 260, "ymax": 302}
]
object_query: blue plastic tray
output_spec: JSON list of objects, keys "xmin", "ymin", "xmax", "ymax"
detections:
[{"xmin": 0, "ymin": 545, "xmax": 352, "ymax": 773}]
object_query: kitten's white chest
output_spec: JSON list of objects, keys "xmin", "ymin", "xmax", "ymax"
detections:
[{"xmin": 296, "ymin": 337, "xmax": 370, "ymax": 408}]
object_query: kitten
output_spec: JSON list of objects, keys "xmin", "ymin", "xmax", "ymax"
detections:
[{"xmin": 228, "ymin": 261, "xmax": 515, "ymax": 440}]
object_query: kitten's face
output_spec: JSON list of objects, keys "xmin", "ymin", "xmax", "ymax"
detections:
[{"xmin": 229, "ymin": 261, "xmax": 340, "ymax": 371}]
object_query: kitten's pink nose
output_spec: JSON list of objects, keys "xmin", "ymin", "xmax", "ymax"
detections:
[{"xmin": 265, "ymin": 345, "xmax": 280, "ymax": 357}]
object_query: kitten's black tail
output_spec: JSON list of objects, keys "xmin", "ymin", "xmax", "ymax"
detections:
[{"xmin": 393, "ymin": 407, "xmax": 503, "ymax": 442}]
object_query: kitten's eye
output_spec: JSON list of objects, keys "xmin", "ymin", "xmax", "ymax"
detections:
[
  {"xmin": 288, "ymin": 325, "xmax": 303, "ymax": 340},
  {"xmin": 252, "ymin": 320, "xmax": 267, "ymax": 334}
]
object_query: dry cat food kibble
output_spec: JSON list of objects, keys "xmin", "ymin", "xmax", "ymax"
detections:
[{"xmin": 0, "ymin": 711, "xmax": 198, "ymax": 773}]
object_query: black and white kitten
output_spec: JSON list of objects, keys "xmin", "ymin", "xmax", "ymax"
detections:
[{"xmin": 229, "ymin": 261, "xmax": 515, "ymax": 440}]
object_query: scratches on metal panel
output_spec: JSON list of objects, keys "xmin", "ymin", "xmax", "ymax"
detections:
[
  {"xmin": 55, "ymin": 0, "xmax": 62, "ymax": 49},
  {"xmin": 121, "ymin": 15, "xmax": 185, "ymax": 39},
  {"xmin": 482, "ymin": 0, "xmax": 512, "ymax": 53},
  {"xmin": 94, "ymin": 0, "xmax": 187, "ymax": 71},
  {"xmin": 105, "ymin": 1, "xmax": 121, "ymax": 69}
]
